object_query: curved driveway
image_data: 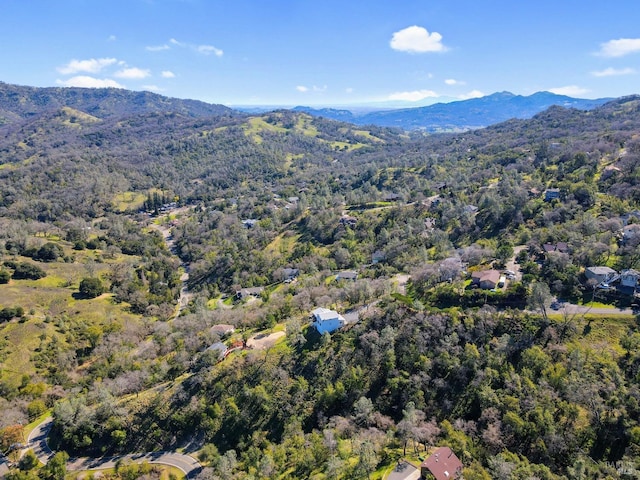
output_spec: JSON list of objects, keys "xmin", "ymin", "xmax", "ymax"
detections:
[{"xmin": 24, "ymin": 417, "xmax": 202, "ymax": 478}]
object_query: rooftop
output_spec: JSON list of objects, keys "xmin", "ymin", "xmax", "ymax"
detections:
[{"xmin": 421, "ymin": 447, "xmax": 463, "ymax": 480}]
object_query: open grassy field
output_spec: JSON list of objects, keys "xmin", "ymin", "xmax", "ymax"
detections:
[
  {"xmin": 0, "ymin": 241, "xmax": 144, "ymax": 387},
  {"xmin": 111, "ymin": 191, "xmax": 147, "ymax": 212}
]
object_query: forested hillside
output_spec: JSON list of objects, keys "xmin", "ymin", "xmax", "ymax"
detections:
[{"xmin": 2, "ymin": 84, "xmax": 640, "ymax": 479}]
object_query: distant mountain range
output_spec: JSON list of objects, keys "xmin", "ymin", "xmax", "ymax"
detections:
[
  {"xmin": 292, "ymin": 91, "xmax": 611, "ymax": 132},
  {"xmin": 0, "ymin": 82, "xmax": 235, "ymax": 125}
]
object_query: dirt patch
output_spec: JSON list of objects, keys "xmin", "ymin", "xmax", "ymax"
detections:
[{"xmin": 247, "ymin": 331, "xmax": 285, "ymax": 350}]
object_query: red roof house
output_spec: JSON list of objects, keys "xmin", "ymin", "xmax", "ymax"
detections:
[{"xmin": 420, "ymin": 447, "xmax": 463, "ymax": 480}]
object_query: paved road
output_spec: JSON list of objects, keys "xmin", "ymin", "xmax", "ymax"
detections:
[
  {"xmin": 23, "ymin": 417, "xmax": 202, "ymax": 478},
  {"xmin": 68, "ymin": 451, "xmax": 202, "ymax": 478},
  {"xmin": 554, "ymin": 303, "xmax": 635, "ymax": 316},
  {"xmin": 27, "ymin": 416, "xmax": 55, "ymax": 463}
]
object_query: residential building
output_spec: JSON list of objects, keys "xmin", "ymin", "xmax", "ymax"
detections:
[
  {"xmin": 544, "ymin": 188, "xmax": 561, "ymax": 202},
  {"xmin": 339, "ymin": 215, "xmax": 358, "ymax": 227},
  {"xmin": 471, "ymin": 269, "xmax": 501, "ymax": 290},
  {"xmin": 620, "ymin": 269, "xmax": 640, "ymax": 288},
  {"xmin": 282, "ymin": 267, "xmax": 299, "ymax": 282},
  {"xmin": 336, "ymin": 271, "xmax": 358, "ymax": 282},
  {"xmin": 242, "ymin": 219, "xmax": 258, "ymax": 228},
  {"xmin": 372, "ymin": 251, "xmax": 386, "ymax": 264},
  {"xmin": 210, "ymin": 324, "xmax": 235, "ymax": 337},
  {"xmin": 542, "ymin": 242, "xmax": 569, "ymax": 254},
  {"xmin": 420, "ymin": 447, "xmax": 463, "ymax": 480},
  {"xmin": 236, "ymin": 287, "xmax": 264, "ymax": 300},
  {"xmin": 311, "ymin": 307, "xmax": 346, "ymax": 334},
  {"xmin": 585, "ymin": 266, "xmax": 617, "ymax": 285},
  {"xmin": 206, "ymin": 342, "xmax": 228, "ymax": 360}
]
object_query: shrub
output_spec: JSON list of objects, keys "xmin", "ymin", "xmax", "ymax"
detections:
[
  {"xmin": 79, "ymin": 277, "xmax": 105, "ymax": 298},
  {"xmin": 0, "ymin": 306, "xmax": 24, "ymax": 322},
  {"xmin": 0, "ymin": 269, "xmax": 10, "ymax": 284},
  {"xmin": 12, "ymin": 263, "xmax": 46, "ymax": 280},
  {"xmin": 34, "ymin": 242, "xmax": 64, "ymax": 262}
]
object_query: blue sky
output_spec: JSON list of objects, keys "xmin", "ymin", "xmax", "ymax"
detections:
[{"xmin": 2, "ymin": 0, "xmax": 640, "ymax": 106}]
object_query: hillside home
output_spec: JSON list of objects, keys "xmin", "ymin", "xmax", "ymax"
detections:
[
  {"xmin": 242, "ymin": 219, "xmax": 258, "ymax": 228},
  {"xmin": 372, "ymin": 251, "xmax": 386, "ymax": 264},
  {"xmin": 471, "ymin": 269, "xmax": 501, "ymax": 290},
  {"xmin": 236, "ymin": 287, "xmax": 264, "ymax": 300},
  {"xmin": 311, "ymin": 307, "xmax": 346, "ymax": 334},
  {"xmin": 620, "ymin": 269, "xmax": 640, "ymax": 288},
  {"xmin": 210, "ymin": 324, "xmax": 235, "ymax": 337},
  {"xmin": 542, "ymin": 242, "xmax": 569, "ymax": 254},
  {"xmin": 585, "ymin": 266, "xmax": 617, "ymax": 285},
  {"xmin": 339, "ymin": 215, "xmax": 358, "ymax": 227},
  {"xmin": 336, "ymin": 271, "xmax": 358, "ymax": 282},
  {"xmin": 206, "ymin": 342, "xmax": 228, "ymax": 361},
  {"xmin": 384, "ymin": 193, "xmax": 401, "ymax": 201},
  {"xmin": 282, "ymin": 267, "xmax": 300, "ymax": 282},
  {"xmin": 420, "ymin": 447, "xmax": 463, "ymax": 480},
  {"xmin": 544, "ymin": 188, "xmax": 561, "ymax": 202}
]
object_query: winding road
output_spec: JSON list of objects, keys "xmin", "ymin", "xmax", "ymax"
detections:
[{"xmin": 23, "ymin": 417, "xmax": 202, "ymax": 478}]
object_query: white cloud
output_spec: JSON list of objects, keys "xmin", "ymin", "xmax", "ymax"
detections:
[
  {"xmin": 142, "ymin": 85, "xmax": 163, "ymax": 92},
  {"xmin": 388, "ymin": 89, "xmax": 439, "ymax": 101},
  {"xmin": 114, "ymin": 67, "xmax": 151, "ymax": 79},
  {"xmin": 57, "ymin": 58, "xmax": 118, "ymax": 74},
  {"xmin": 548, "ymin": 85, "xmax": 590, "ymax": 96},
  {"xmin": 458, "ymin": 90, "xmax": 485, "ymax": 100},
  {"xmin": 390, "ymin": 25, "xmax": 446, "ymax": 53},
  {"xmin": 108, "ymin": 35, "xmax": 117, "ymax": 42},
  {"xmin": 591, "ymin": 67, "xmax": 635, "ymax": 77},
  {"xmin": 197, "ymin": 44, "xmax": 224, "ymax": 56},
  {"xmin": 597, "ymin": 38, "xmax": 640, "ymax": 57},
  {"xmin": 163, "ymin": 38, "xmax": 223, "ymax": 56},
  {"xmin": 345, "ymin": 87, "xmax": 354, "ymax": 94},
  {"xmin": 146, "ymin": 44, "xmax": 170, "ymax": 52},
  {"xmin": 312, "ymin": 85, "xmax": 327, "ymax": 92},
  {"xmin": 296, "ymin": 85, "xmax": 309, "ymax": 92},
  {"xmin": 56, "ymin": 76, "xmax": 124, "ymax": 88},
  {"xmin": 161, "ymin": 70, "xmax": 176, "ymax": 78},
  {"xmin": 445, "ymin": 78, "xmax": 465, "ymax": 86}
]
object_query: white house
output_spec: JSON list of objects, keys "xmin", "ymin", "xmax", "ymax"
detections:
[{"xmin": 311, "ymin": 307, "xmax": 346, "ymax": 334}]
